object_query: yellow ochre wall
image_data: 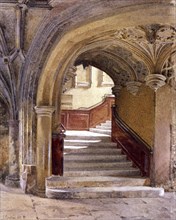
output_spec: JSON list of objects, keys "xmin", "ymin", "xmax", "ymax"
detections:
[
  {"xmin": 63, "ymin": 66, "xmax": 114, "ymax": 109},
  {"xmin": 117, "ymin": 85, "xmax": 155, "ymax": 147}
]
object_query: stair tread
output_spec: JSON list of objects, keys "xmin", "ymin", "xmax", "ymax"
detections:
[
  {"xmin": 47, "ymin": 176, "xmax": 144, "ymax": 182},
  {"xmin": 46, "ymin": 186, "xmax": 164, "ymax": 199},
  {"xmin": 64, "ymin": 157, "xmax": 127, "ymax": 162},
  {"xmin": 64, "ymin": 150, "xmax": 122, "ymax": 155},
  {"xmin": 64, "ymin": 169, "xmax": 140, "ymax": 177},
  {"xmin": 64, "ymin": 149, "xmax": 121, "ymax": 154},
  {"xmin": 64, "ymin": 142, "xmax": 117, "ymax": 148},
  {"xmin": 64, "ymin": 168, "xmax": 138, "ymax": 172},
  {"xmin": 64, "ymin": 167, "xmax": 133, "ymax": 171},
  {"xmin": 64, "ymin": 161, "xmax": 132, "ymax": 166},
  {"xmin": 47, "ymin": 186, "xmax": 163, "ymax": 193},
  {"xmin": 46, "ymin": 176, "xmax": 147, "ymax": 189}
]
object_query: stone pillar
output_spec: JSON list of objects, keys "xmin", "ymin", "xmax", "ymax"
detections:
[
  {"xmin": 5, "ymin": 120, "xmax": 20, "ymax": 187},
  {"xmin": 151, "ymin": 85, "xmax": 172, "ymax": 189},
  {"xmin": 35, "ymin": 106, "xmax": 55, "ymax": 196}
]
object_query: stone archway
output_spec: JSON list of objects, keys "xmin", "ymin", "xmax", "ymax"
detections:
[{"xmin": 20, "ymin": 0, "xmax": 176, "ymax": 194}]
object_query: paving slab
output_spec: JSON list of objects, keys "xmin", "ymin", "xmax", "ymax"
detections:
[{"xmin": 1, "ymin": 183, "xmax": 176, "ymax": 220}]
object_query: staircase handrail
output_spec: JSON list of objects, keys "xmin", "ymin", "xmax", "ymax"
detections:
[{"xmin": 112, "ymin": 105, "xmax": 153, "ymax": 154}]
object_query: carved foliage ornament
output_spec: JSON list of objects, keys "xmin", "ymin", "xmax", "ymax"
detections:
[
  {"xmin": 126, "ymin": 81, "xmax": 142, "ymax": 96},
  {"xmin": 114, "ymin": 24, "xmax": 176, "ymax": 45},
  {"xmin": 145, "ymin": 74, "xmax": 166, "ymax": 91}
]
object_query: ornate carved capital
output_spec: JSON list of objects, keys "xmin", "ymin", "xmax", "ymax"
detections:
[
  {"xmin": 112, "ymin": 85, "xmax": 122, "ymax": 97},
  {"xmin": 126, "ymin": 81, "xmax": 142, "ymax": 96},
  {"xmin": 145, "ymin": 74, "xmax": 166, "ymax": 91},
  {"xmin": 35, "ymin": 106, "xmax": 55, "ymax": 117}
]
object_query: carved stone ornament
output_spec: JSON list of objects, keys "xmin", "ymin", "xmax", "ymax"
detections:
[
  {"xmin": 126, "ymin": 81, "xmax": 142, "ymax": 96},
  {"xmin": 63, "ymin": 66, "xmax": 77, "ymax": 83},
  {"xmin": 112, "ymin": 85, "xmax": 122, "ymax": 97},
  {"xmin": 114, "ymin": 24, "xmax": 176, "ymax": 45},
  {"xmin": 145, "ymin": 74, "xmax": 166, "ymax": 91},
  {"xmin": 34, "ymin": 106, "xmax": 55, "ymax": 117},
  {"xmin": 107, "ymin": 46, "xmax": 148, "ymax": 83},
  {"xmin": 62, "ymin": 66, "xmax": 77, "ymax": 93}
]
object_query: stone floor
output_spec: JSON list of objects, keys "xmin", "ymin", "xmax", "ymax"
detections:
[{"xmin": 0, "ymin": 183, "xmax": 176, "ymax": 220}]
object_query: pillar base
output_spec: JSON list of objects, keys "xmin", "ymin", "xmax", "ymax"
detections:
[
  {"xmin": 33, "ymin": 187, "xmax": 46, "ymax": 198},
  {"xmin": 5, "ymin": 174, "xmax": 20, "ymax": 188}
]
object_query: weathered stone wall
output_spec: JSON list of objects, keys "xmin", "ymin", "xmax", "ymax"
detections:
[
  {"xmin": 0, "ymin": 100, "xmax": 9, "ymax": 181},
  {"xmin": 0, "ymin": 4, "xmax": 49, "ymax": 53},
  {"xmin": 0, "ymin": 6, "xmax": 16, "ymax": 50},
  {"xmin": 25, "ymin": 8, "xmax": 50, "ymax": 51},
  {"xmin": 117, "ymin": 85, "xmax": 155, "ymax": 147},
  {"xmin": 0, "ymin": 3, "xmax": 50, "ymax": 183}
]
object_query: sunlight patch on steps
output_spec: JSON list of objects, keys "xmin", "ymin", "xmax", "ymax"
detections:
[
  {"xmin": 64, "ymin": 146, "xmax": 88, "ymax": 149},
  {"xmin": 65, "ymin": 139, "xmax": 102, "ymax": 143}
]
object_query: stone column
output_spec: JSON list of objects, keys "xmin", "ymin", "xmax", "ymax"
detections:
[
  {"xmin": 35, "ymin": 106, "xmax": 55, "ymax": 196},
  {"xmin": 5, "ymin": 120, "xmax": 20, "ymax": 187}
]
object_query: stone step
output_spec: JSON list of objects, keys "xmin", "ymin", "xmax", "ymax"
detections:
[
  {"xmin": 64, "ymin": 164, "xmax": 132, "ymax": 173},
  {"xmin": 89, "ymin": 128, "xmax": 111, "ymax": 135},
  {"xmin": 46, "ymin": 186, "xmax": 164, "ymax": 199},
  {"xmin": 64, "ymin": 168, "xmax": 140, "ymax": 177},
  {"xmin": 64, "ymin": 154, "xmax": 126, "ymax": 162},
  {"xmin": 64, "ymin": 161, "xmax": 132, "ymax": 170},
  {"xmin": 65, "ymin": 134, "xmax": 111, "ymax": 141},
  {"xmin": 64, "ymin": 141, "xmax": 117, "ymax": 148},
  {"xmin": 46, "ymin": 176, "xmax": 147, "ymax": 189},
  {"xmin": 66, "ymin": 130, "xmax": 110, "ymax": 135},
  {"xmin": 64, "ymin": 147, "xmax": 121, "ymax": 154}
]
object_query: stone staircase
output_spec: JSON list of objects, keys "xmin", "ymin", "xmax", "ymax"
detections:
[{"xmin": 46, "ymin": 121, "xmax": 164, "ymax": 199}]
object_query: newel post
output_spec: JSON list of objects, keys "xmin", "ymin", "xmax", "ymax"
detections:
[{"xmin": 52, "ymin": 123, "xmax": 66, "ymax": 176}]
